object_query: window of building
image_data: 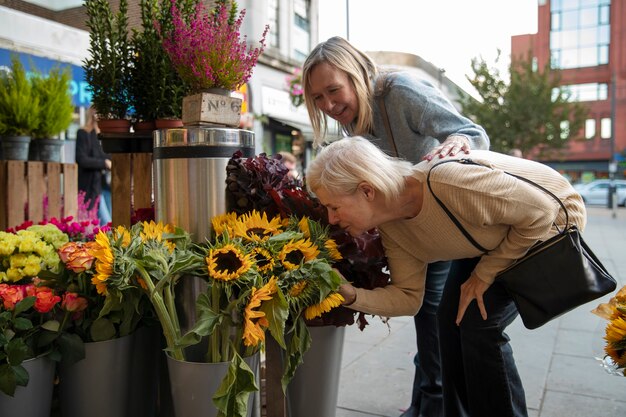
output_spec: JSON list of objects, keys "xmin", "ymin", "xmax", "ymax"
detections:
[
  {"xmin": 550, "ymin": 0, "xmax": 611, "ymax": 69},
  {"xmin": 268, "ymin": 0, "xmax": 279, "ymax": 48},
  {"xmin": 561, "ymin": 82, "xmax": 608, "ymax": 102},
  {"xmin": 585, "ymin": 119, "xmax": 596, "ymax": 139},
  {"xmin": 292, "ymin": 0, "xmax": 311, "ymax": 61},
  {"xmin": 600, "ymin": 117, "xmax": 611, "ymax": 139}
]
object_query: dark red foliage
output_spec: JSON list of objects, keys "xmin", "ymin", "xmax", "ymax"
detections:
[{"xmin": 226, "ymin": 152, "xmax": 390, "ymax": 329}]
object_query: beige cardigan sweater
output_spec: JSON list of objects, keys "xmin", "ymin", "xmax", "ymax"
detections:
[{"xmin": 349, "ymin": 150, "xmax": 587, "ymax": 317}]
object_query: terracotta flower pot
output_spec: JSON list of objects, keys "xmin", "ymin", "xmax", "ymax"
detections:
[{"xmin": 98, "ymin": 119, "xmax": 132, "ymax": 134}]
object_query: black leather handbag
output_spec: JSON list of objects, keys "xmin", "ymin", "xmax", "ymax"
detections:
[{"xmin": 428, "ymin": 158, "xmax": 617, "ymax": 329}]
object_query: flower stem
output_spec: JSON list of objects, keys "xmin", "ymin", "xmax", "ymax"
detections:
[{"xmin": 137, "ymin": 265, "xmax": 184, "ymax": 361}]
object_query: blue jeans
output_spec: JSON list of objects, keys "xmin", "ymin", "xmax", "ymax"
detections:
[
  {"xmin": 437, "ymin": 258, "xmax": 528, "ymax": 417},
  {"xmin": 402, "ymin": 260, "xmax": 450, "ymax": 417},
  {"xmin": 98, "ymin": 188, "xmax": 112, "ymax": 226}
]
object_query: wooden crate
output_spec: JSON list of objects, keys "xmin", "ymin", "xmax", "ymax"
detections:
[
  {"xmin": 110, "ymin": 152, "xmax": 153, "ymax": 227},
  {"xmin": 0, "ymin": 160, "xmax": 78, "ymax": 230},
  {"xmin": 100, "ymin": 133, "xmax": 154, "ymax": 227}
]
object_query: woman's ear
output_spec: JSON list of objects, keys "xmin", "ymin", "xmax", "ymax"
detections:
[{"xmin": 358, "ymin": 182, "xmax": 375, "ymax": 201}]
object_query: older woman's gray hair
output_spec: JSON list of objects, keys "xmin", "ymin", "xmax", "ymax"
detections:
[{"xmin": 306, "ymin": 136, "xmax": 414, "ymax": 203}]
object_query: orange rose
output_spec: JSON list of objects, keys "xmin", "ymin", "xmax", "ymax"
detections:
[
  {"xmin": 61, "ymin": 242, "xmax": 95, "ymax": 273},
  {"xmin": 33, "ymin": 288, "xmax": 61, "ymax": 313},
  {"xmin": 0, "ymin": 285, "xmax": 25, "ymax": 310}
]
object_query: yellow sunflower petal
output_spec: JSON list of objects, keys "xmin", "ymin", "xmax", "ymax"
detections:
[{"xmin": 304, "ymin": 293, "xmax": 345, "ymax": 320}]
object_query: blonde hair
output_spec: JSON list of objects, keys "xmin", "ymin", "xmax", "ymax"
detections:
[
  {"xmin": 302, "ymin": 37, "xmax": 378, "ymax": 146},
  {"xmin": 83, "ymin": 106, "xmax": 100, "ymax": 134},
  {"xmin": 306, "ymin": 136, "xmax": 414, "ymax": 203}
]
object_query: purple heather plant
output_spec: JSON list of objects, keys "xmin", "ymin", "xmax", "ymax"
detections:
[{"xmin": 157, "ymin": 0, "xmax": 269, "ymax": 92}]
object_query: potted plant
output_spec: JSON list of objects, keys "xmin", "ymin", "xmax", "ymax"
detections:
[
  {"xmin": 83, "ymin": 0, "xmax": 132, "ymax": 133},
  {"xmin": 0, "ymin": 224, "xmax": 85, "ymax": 416},
  {"xmin": 89, "ymin": 215, "xmax": 343, "ymax": 417},
  {"xmin": 29, "ymin": 65, "xmax": 74, "ymax": 162},
  {"xmin": 156, "ymin": 0, "xmax": 269, "ymax": 127},
  {"xmin": 129, "ymin": 0, "xmax": 192, "ymax": 132},
  {"xmin": 0, "ymin": 55, "xmax": 40, "ymax": 160}
]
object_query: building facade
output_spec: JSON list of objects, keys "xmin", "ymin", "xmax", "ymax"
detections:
[{"xmin": 511, "ymin": 0, "xmax": 626, "ymax": 181}]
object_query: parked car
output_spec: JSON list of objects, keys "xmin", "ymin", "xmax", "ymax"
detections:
[{"xmin": 573, "ymin": 179, "xmax": 626, "ymax": 206}]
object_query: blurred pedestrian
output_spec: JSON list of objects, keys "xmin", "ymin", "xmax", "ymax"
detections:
[
  {"xmin": 301, "ymin": 36, "xmax": 490, "ymax": 417},
  {"xmin": 278, "ymin": 151, "xmax": 300, "ymax": 180},
  {"xmin": 75, "ymin": 106, "xmax": 112, "ymax": 226}
]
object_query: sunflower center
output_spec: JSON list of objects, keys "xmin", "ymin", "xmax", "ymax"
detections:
[
  {"xmin": 285, "ymin": 249, "xmax": 304, "ymax": 265},
  {"xmin": 216, "ymin": 251, "xmax": 244, "ymax": 273},
  {"xmin": 254, "ymin": 253, "xmax": 271, "ymax": 268}
]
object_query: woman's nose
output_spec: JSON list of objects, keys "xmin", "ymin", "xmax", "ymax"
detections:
[{"xmin": 327, "ymin": 210, "xmax": 340, "ymax": 225}]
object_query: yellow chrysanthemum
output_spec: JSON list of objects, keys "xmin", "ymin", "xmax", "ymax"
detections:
[
  {"xmin": 251, "ymin": 247, "xmax": 275, "ymax": 273},
  {"xmin": 88, "ymin": 232, "xmax": 114, "ymax": 295},
  {"xmin": 113, "ymin": 225, "xmax": 131, "ymax": 247},
  {"xmin": 289, "ymin": 280, "xmax": 308, "ymax": 297},
  {"xmin": 304, "ymin": 293, "xmax": 345, "ymax": 320},
  {"xmin": 233, "ymin": 210, "xmax": 283, "ymax": 242},
  {"xmin": 206, "ymin": 243, "xmax": 253, "ymax": 281},
  {"xmin": 243, "ymin": 277, "xmax": 278, "ymax": 347},
  {"xmin": 278, "ymin": 239, "xmax": 320, "ymax": 270},
  {"xmin": 324, "ymin": 239, "xmax": 343, "ymax": 261},
  {"xmin": 212, "ymin": 212, "xmax": 239, "ymax": 237}
]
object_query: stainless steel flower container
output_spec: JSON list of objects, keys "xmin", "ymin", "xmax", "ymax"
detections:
[
  {"xmin": 153, "ymin": 127, "xmax": 254, "ymax": 242},
  {"xmin": 152, "ymin": 127, "xmax": 255, "ymax": 332}
]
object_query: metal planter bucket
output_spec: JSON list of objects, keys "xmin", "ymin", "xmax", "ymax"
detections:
[{"xmin": 153, "ymin": 127, "xmax": 255, "ymax": 331}]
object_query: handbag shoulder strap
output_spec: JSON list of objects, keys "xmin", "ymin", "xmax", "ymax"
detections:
[
  {"xmin": 426, "ymin": 158, "xmax": 570, "ymax": 254},
  {"xmin": 374, "ymin": 73, "xmax": 400, "ymax": 157}
]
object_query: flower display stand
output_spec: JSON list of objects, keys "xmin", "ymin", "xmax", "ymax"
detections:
[
  {"xmin": 100, "ymin": 132, "xmax": 154, "ymax": 227},
  {"xmin": 0, "ymin": 160, "xmax": 77, "ymax": 230}
]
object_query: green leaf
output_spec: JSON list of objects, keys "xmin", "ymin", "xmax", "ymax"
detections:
[
  {"xmin": 212, "ymin": 351, "xmax": 259, "ymax": 417},
  {"xmin": 281, "ymin": 318, "xmax": 311, "ymax": 392},
  {"xmin": 13, "ymin": 317, "xmax": 34, "ymax": 331},
  {"xmin": 14, "ymin": 296, "xmax": 36, "ymax": 315},
  {"xmin": 260, "ymin": 288, "xmax": 288, "ymax": 349},
  {"xmin": 58, "ymin": 333, "xmax": 85, "ymax": 366},
  {"xmin": 6, "ymin": 338, "xmax": 29, "ymax": 366},
  {"xmin": 41, "ymin": 320, "xmax": 61, "ymax": 332},
  {"xmin": 0, "ymin": 363, "xmax": 17, "ymax": 396},
  {"xmin": 90, "ymin": 317, "xmax": 117, "ymax": 341}
]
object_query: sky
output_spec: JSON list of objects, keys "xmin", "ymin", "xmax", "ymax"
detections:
[{"xmin": 317, "ymin": 0, "xmax": 538, "ymax": 97}]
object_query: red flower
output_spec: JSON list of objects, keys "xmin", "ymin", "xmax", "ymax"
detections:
[
  {"xmin": 61, "ymin": 292, "xmax": 88, "ymax": 313},
  {"xmin": 33, "ymin": 288, "xmax": 61, "ymax": 313}
]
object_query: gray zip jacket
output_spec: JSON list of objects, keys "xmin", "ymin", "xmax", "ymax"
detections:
[{"xmin": 367, "ymin": 71, "xmax": 490, "ymax": 163}]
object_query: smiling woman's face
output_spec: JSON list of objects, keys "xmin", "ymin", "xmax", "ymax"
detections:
[{"xmin": 307, "ymin": 62, "xmax": 359, "ymax": 126}]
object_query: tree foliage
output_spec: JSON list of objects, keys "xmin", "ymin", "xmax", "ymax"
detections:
[{"xmin": 459, "ymin": 52, "xmax": 588, "ymax": 158}]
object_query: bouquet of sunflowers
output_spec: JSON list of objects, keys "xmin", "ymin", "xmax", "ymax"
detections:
[
  {"xmin": 88, "ymin": 215, "xmax": 342, "ymax": 417},
  {"xmin": 593, "ymin": 285, "xmax": 626, "ymax": 376}
]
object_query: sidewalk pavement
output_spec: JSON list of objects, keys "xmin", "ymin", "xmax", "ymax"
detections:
[{"xmin": 336, "ymin": 206, "xmax": 626, "ymax": 417}]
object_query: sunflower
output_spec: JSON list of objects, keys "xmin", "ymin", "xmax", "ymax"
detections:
[
  {"xmin": 89, "ymin": 232, "xmax": 115, "ymax": 295},
  {"xmin": 289, "ymin": 280, "xmax": 308, "ymax": 297},
  {"xmin": 605, "ymin": 314, "xmax": 626, "ymax": 366},
  {"xmin": 243, "ymin": 277, "xmax": 278, "ymax": 347},
  {"xmin": 297, "ymin": 217, "xmax": 311, "ymax": 238},
  {"xmin": 212, "ymin": 212, "xmax": 239, "ymax": 237},
  {"xmin": 250, "ymin": 247, "xmax": 275, "ymax": 273},
  {"xmin": 304, "ymin": 292, "xmax": 345, "ymax": 320},
  {"xmin": 324, "ymin": 239, "xmax": 343, "ymax": 261},
  {"xmin": 206, "ymin": 243, "xmax": 254, "ymax": 281},
  {"xmin": 113, "ymin": 225, "xmax": 131, "ymax": 247},
  {"xmin": 233, "ymin": 210, "xmax": 283, "ymax": 242},
  {"xmin": 278, "ymin": 239, "xmax": 320, "ymax": 270}
]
